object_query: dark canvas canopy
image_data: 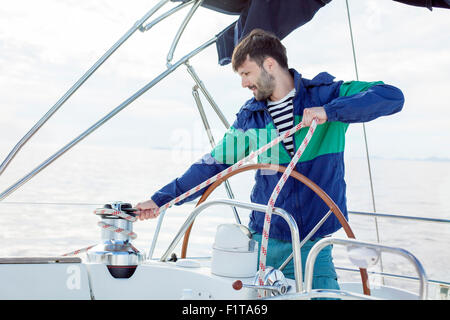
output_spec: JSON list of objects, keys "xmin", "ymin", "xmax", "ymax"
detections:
[
  {"xmin": 393, "ymin": 0, "xmax": 450, "ymax": 10},
  {"xmin": 214, "ymin": 0, "xmax": 332, "ymax": 66},
  {"xmin": 172, "ymin": 0, "xmax": 332, "ymax": 65},
  {"xmin": 186, "ymin": 0, "xmax": 250, "ymax": 15},
  {"xmin": 173, "ymin": 0, "xmax": 448, "ymax": 66},
  {"xmin": 179, "ymin": 0, "xmax": 450, "ymax": 15}
]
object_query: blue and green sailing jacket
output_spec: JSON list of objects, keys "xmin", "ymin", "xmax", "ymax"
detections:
[{"xmin": 151, "ymin": 69, "xmax": 404, "ymax": 242}]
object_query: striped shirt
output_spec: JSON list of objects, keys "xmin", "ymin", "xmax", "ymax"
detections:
[{"xmin": 267, "ymin": 89, "xmax": 296, "ymax": 156}]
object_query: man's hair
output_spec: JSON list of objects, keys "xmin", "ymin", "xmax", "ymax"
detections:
[{"xmin": 231, "ymin": 28, "xmax": 288, "ymax": 72}]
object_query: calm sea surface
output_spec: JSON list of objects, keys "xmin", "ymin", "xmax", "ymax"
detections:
[{"xmin": 0, "ymin": 145, "xmax": 448, "ymax": 295}]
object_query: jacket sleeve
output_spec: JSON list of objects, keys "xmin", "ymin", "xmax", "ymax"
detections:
[
  {"xmin": 323, "ymin": 80, "xmax": 404, "ymax": 123},
  {"xmin": 150, "ymin": 153, "xmax": 230, "ymax": 207},
  {"xmin": 151, "ymin": 116, "xmax": 250, "ymax": 207}
]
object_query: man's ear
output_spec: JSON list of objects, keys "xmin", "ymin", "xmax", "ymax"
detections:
[{"xmin": 263, "ymin": 57, "xmax": 276, "ymax": 72}]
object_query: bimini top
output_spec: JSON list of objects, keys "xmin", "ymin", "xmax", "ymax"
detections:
[
  {"xmin": 172, "ymin": 0, "xmax": 450, "ymax": 16},
  {"xmin": 173, "ymin": 0, "xmax": 449, "ymax": 66},
  {"xmin": 172, "ymin": 0, "xmax": 250, "ymax": 15},
  {"xmin": 181, "ymin": 0, "xmax": 333, "ymax": 66}
]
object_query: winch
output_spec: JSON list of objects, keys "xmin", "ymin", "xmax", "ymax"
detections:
[{"xmin": 86, "ymin": 201, "xmax": 144, "ymax": 278}]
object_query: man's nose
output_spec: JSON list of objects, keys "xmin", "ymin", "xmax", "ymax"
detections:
[{"xmin": 241, "ymin": 77, "xmax": 249, "ymax": 88}]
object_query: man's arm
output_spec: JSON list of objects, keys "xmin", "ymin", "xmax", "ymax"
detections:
[
  {"xmin": 323, "ymin": 81, "xmax": 405, "ymax": 123},
  {"xmin": 136, "ymin": 116, "xmax": 251, "ymax": 220},
  {"xmin": 150, "ymin": 153, "xmax": 230, "ymax": 208}
]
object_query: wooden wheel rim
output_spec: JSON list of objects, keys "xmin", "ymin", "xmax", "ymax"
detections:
[{"xmin": 180, "ymin": 163, "xmax": 370, "ymax": 295}]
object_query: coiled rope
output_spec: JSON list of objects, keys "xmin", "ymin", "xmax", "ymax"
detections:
[{"xmin": 62, "ymin": 207, "xmax": 137, "ymax": 256}]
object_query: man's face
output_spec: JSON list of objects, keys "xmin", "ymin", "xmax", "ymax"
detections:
[{"xmin": 237, "ymin": 57, "xmax": 275, "ymax": 101}]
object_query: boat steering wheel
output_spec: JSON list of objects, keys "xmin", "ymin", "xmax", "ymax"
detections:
[{"xmin": 180, "ymin": 163, "xmax": 371, "ymax": 296}]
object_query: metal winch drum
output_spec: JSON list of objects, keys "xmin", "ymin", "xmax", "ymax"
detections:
[{"xmin": 86, "ymin": 201, "xmax": 144, "ymax": 278}]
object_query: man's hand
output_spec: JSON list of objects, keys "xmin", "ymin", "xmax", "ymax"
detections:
[
  {"xmin": 301, "ymin": 106, "xmax": 328, "ymax": 127},
  {"xmin": 135, "ymin": 199, "xmax": 160, "ymax": 221}
]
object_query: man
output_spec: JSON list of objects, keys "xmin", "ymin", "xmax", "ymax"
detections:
[{"xmin": 135, "ymin": 29, "xmax": 404, "ymax": 290}]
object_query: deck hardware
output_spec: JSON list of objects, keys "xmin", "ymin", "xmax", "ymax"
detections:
[
  {"xmin": 86, "ymin": 201, "xmax": 144, "ymax": 278},
  {"xmin": 232, "ymin": 267, "xmax": 291, "ymax": 296}
]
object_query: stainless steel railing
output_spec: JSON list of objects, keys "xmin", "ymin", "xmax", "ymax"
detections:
[
  {"xmin": 304, "ymin": 238, "xmax": 429, "ymax": 300},
  {"xmin": 158, "ymin": 198, "xmax": 304, "ymax": 293},
  {"xmin": 349, "ymin": 210, "xmax": 450, "ymax": 224}
]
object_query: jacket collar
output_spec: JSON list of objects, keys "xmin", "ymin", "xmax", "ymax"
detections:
[{"xmin": 241, "ymin": 68, "xmax": 302, "ymax": 112}]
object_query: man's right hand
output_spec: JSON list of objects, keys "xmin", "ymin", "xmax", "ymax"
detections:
[{"xmin": 135, "ymin": 199, "xmax": 160, "ymax": 221}]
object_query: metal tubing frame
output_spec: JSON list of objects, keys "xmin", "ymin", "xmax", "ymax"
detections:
[
  {"xmin": 0, "ymin": 0, "xmax": 171, "ymax": 177},
  {"xmin": 166, "ymin": 0, "xmax": 204, "ymax": 67},
  {"xmin": 0, "ymin": 36, "xmax": 218, "ymax": 202},
  {"xmin": 191, "ymin": 85, "xmax": 241, "ymax": 225},
  {"xmin": 191, "ymin": 86, "xmax": 217, "ymax": 147},
  {"xmin": 147, "ymin": 209, "xmax": 168, "ymax": 260},
  {"xmin": 335, "ymin": 266, "xmax": 450, "ymax": 288},
  {"xmin": 140, "ymin": 0, "xmax": 195, "ymax": 32},
  {"xmin": 349, "ymin": 210, "xmax": 450, "ymax": 224},
  {"xmin": 159, "ymin": 198, "xmax": 304, "ymax": 293},
  {"xmin": 185, "ymin": 61, "xmax": 230, "ymax": 128},
  {"xmin": 304, "ymin": 238, "xmax": 429, "ymax": 300},
  {"xmin": 278, "ymin": 209, "xmax": 332, "ymax": 271}
]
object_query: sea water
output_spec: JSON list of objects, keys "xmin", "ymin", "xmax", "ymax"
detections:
[{"xmin": 0, "ymin": 145, "xmax": 448, "ymax": 296}]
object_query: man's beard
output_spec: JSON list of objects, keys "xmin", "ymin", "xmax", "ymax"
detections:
[{"xmin": 253, "ymin": 67, "xmax": 275, "ymax": 101}]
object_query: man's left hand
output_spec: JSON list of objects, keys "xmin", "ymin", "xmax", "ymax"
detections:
[{"xmin": 301, "ymin": 106, "xmax": 328, "ymax": 127}]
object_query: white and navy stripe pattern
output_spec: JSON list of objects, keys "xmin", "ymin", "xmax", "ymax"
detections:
[{"xmin": 267, "ymin": 89, "xmax": 296, "ymax": 156}]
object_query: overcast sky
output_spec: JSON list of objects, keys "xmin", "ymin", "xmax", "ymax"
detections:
[{"xmin": 0, "ymin": 0, "xmax": 449, "ymax": 169}]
